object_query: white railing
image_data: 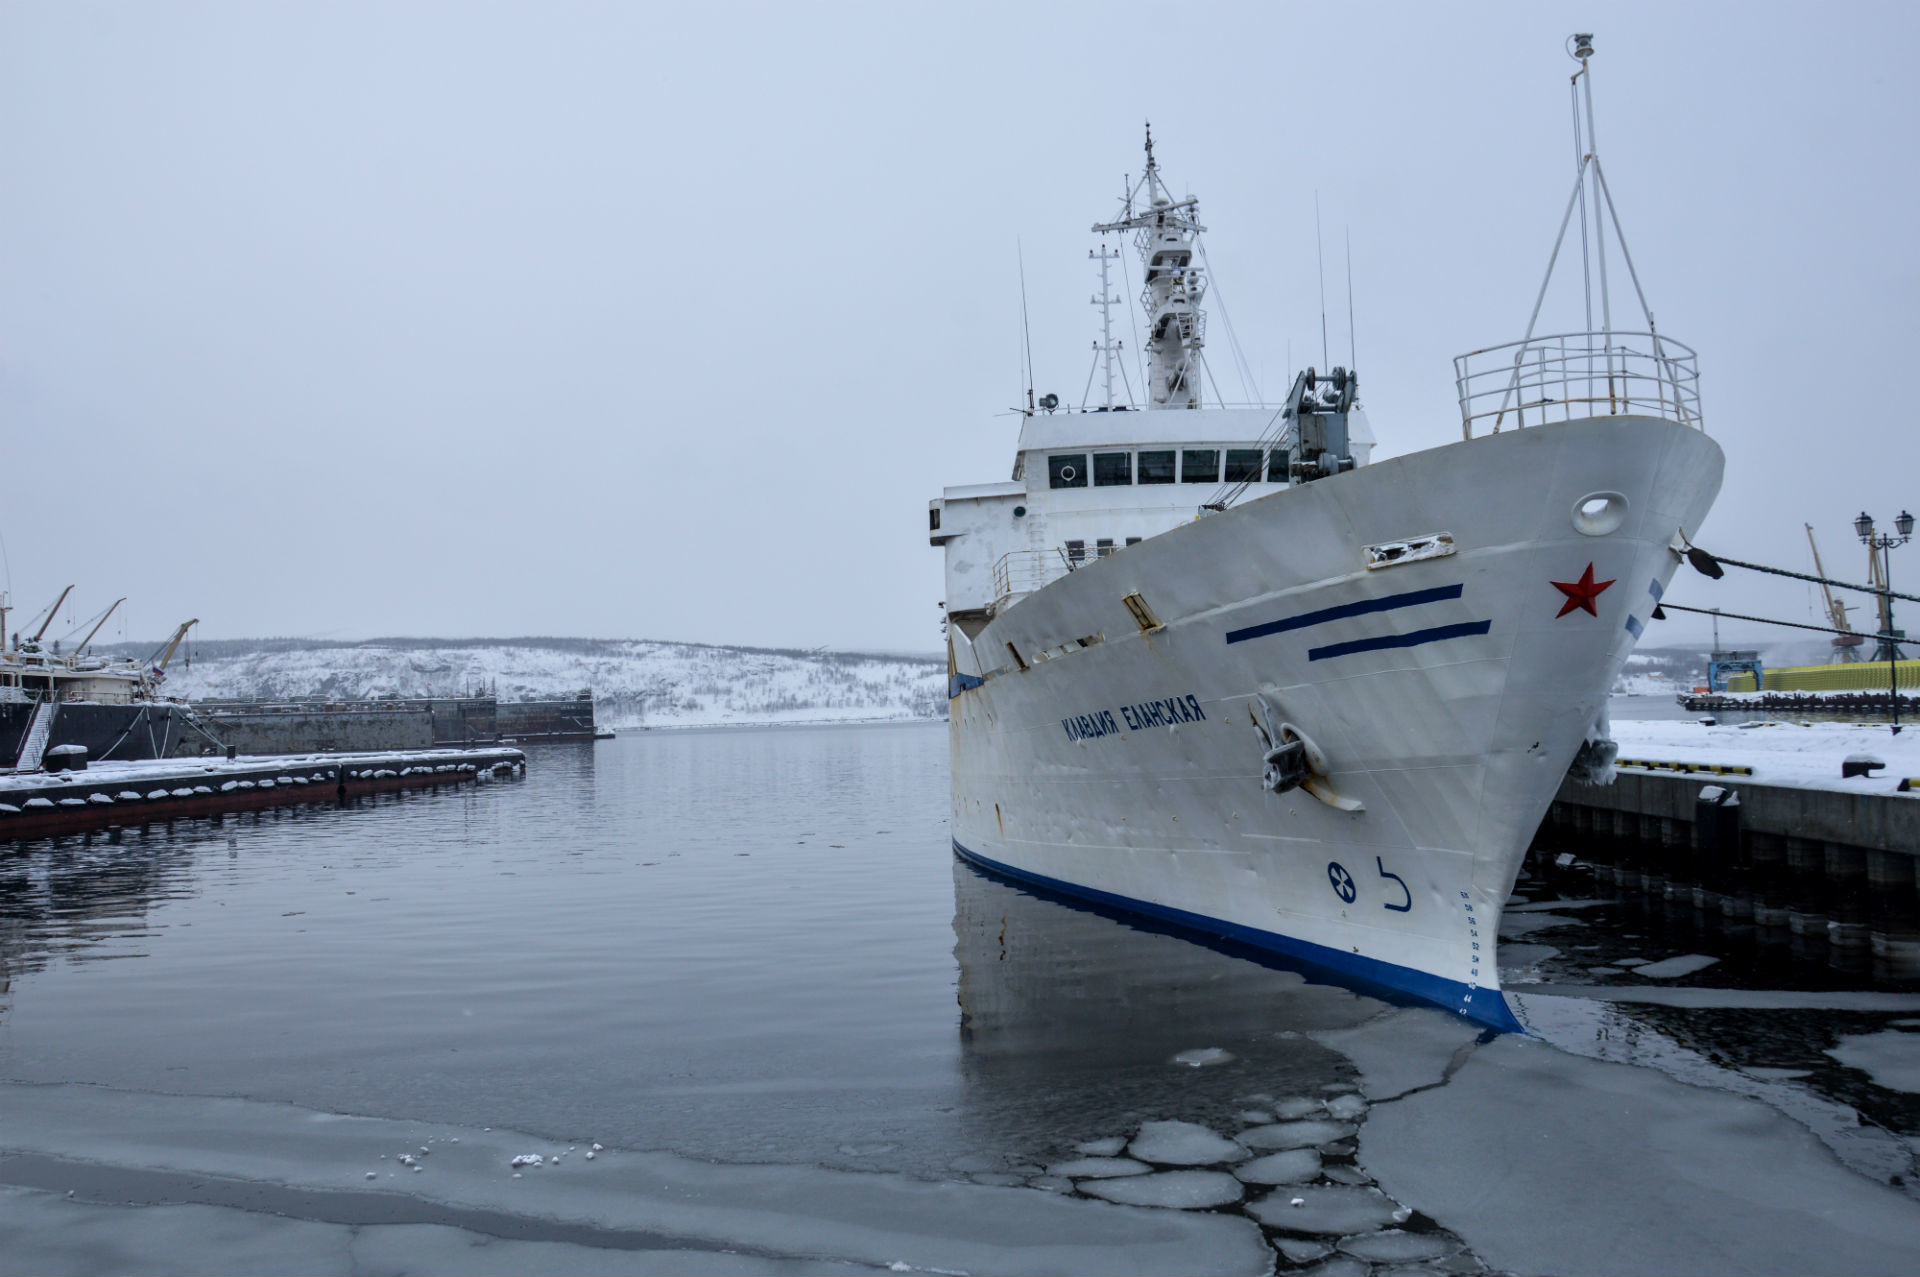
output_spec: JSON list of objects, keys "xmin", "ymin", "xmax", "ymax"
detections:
[
  {"xmin": 1453, "ymin": 331, "xmax": 1701, "ymax": 438},
  {"xmin": 993, "ymin": 547, "xmax": 1087, "ymax": 604}
]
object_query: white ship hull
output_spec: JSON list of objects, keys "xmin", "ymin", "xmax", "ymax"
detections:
[{"xmin": 947, "ymin": 415, "xmax": 1723, "ymax": 1029}]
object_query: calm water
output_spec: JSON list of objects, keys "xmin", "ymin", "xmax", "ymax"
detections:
[{"xmin": 2, "ymin": 721, "xmax": 1917, "ymax": 1273}]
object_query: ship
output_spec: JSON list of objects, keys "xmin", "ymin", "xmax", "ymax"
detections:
[
  {"xmin": 929, "ymin": 38, "xmax": 1722, "ymax": 1030},
  {"xmin": 0, "ymin": 587, "xmax": 214, "ymax": 767}
]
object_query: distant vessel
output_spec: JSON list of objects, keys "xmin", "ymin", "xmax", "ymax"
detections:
[
  {"xmin": 0, "ymin": 587, "xmax": 209, "ymax": 767},
  {"xmin": 929, "ymin": 38, "xmax": 1722, "ymax": 1029}
]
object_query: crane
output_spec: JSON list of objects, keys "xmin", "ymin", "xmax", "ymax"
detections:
[
  {"xmin": 65, "ymin": 597, "xmax": 126, "ymax": 658},
  {"xmin": 1806, "ymin": 524, "xmax": 1863, "ymax": 662},
  {"xmin": 144, "ymin": 619, "xmax": 199, "ymax": 683},
  {"xmin": 18, "ymin": 584, "xmax": 76, "ymax": 650}
]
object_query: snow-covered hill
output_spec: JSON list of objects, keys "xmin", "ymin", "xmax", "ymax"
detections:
[{"xmin": 102, "ymin": 638, "xmax": 947, "ymax": 729}]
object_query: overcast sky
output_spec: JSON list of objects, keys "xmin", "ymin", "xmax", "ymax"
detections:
[{"xmin": 2, "ymin": 2, "xmax": 1914, "ymax": 655}]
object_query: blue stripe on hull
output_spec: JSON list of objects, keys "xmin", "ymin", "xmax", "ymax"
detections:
[
  {"xmin": 1224, "ymin": 582, "xmax": 1464, "ymax": 645},
  {"xmin": 952, "ymin": 837, "xmax": 1523, "ymax": 1035},
  {"xmin": 1307, "ymin": 618, "xmax": 1494, "ymax": 662}
]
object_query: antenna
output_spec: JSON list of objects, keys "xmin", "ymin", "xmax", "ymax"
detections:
[
  {"xmin": 1344, "ymin": 227, "xmax": 1357, "ymax": 370},
  {"xmin": 1314, "ymin": 193, "xmax": 1329, "ymax": 371},
  {"xmin": 1018, "ymin": 239, "xmax": 1035, "ymax": 414},
  {"xmin": 1086, "ymin": 242, "xmax": 1125, "ymax": 408}
]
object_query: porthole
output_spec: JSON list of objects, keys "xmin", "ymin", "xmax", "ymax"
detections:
[
  {"xmin": 1572, "ymin": 491, "xmax": 1627, "ymax": 537},
  {"xmin": 1013, "ymin": 505, "xmax": 1027, "ymax": 518}
]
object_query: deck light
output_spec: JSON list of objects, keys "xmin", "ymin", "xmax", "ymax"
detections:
[
  {"xmin": 1897, "ymin": 510, "xmax": 1915, "ymax": 541},
  {"xmin": 1855, "ymin": 511, "xmax": 1875, "ymax": 542}
]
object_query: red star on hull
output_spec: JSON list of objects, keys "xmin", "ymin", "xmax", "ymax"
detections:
[{"xmin": 1551, "ymin": 563, "xmax": 1615, "ymax": 618}]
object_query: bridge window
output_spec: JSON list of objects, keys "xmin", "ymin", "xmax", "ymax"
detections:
[
  {"xmin": 1066, "ymin": 539, "xmax": 1086, "ymax": 565},
  {"xmin": 1138, "ymin": 450, "xmax": 1175, "ymax": 484},
  {"xmin": 1125, "ymin": 536, "xmax": 1142, "ymax": 546},
  {"xmin": 1094, "ymin": 452, "xmax": 1132, "ymax": 486},
  {"xmin": 1224, "ymin": 449, "xmax": 1263, "ymax": 483},
  {"xmin": 1049, "ymin": 454, "xmax": 1088, "ymax": 489},
  {"xmin": 1268, "ymin": 448, "xmax": 1291, "ymax": 481},
  {"xmin": 1181, "ymin": 449, "xmax": 1220, "ymax": 483},
  {"xmin": 1095, "ymin": 538, "xmax": 1114, "ymax": 558}
]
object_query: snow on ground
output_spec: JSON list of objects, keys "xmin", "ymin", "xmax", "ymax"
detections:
[
  {"xmin": 145, "ymin": 639, "xmax": 946, "ymax": 730},
  {"xmin": 1609, "ymin": 719, "xmax": 1920, "ymax": 794},
  {"xmin": 1612, "ymin": 670, "xmax": 1687, "ymax": 696}
]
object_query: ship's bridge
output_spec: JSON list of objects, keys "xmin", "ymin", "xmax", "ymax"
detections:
[{"xmin": 931, "ymin": 404, "xmax": 1375, "ymax": 625}]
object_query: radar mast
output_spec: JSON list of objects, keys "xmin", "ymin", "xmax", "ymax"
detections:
[{"xmin": 1093, "ymin": 125, "xmax": 1208, "ymax": 409}]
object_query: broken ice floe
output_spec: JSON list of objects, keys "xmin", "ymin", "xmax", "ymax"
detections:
[
  {"xmin": 1630, "ymin": 954, "xmax": 1719, "ymax": 980},
  {"xmin": 1324, "ymin": 1093, "xmax": 1368, "ymax": 1121},
  {"xmin": 1237, "ymin": 1119, "xmax": 1354, "ymax": 1151},
  {"xmin": 1170, "ymin": 1047, "xmax": 1235, "ymax": 1068},
  {"xmin": 1077, "ymin": 1170, "xmax": 1244, "ymax": 1210},
  {"xmin": 1336, "ymin": 1228, "xmax": 1455, "ymax": 1263},
  {"xmin": 1236, "ymin": 1109, "xmax": 1274, "ymax": 1125},
  {"xmin": 1291, "ymin": 1257, "xmax": 1368, "ymax": 1277},
  {"xmin": 508, "ymin": 1154, "xmax": 543, "ymax": 1168},
  {"xmin": 1276, "ymin": 1237, "xmax": 1332, "ymax": 1263},
  {"xmin": 1045, "ymin": 1156, "xmax": 1150, "ymax": 1179},
  {"xmin": 1073, "ymin": 1136, "xmax": 1127, "ymax": 1157},
  {"xmin": 1127, "ymin": 1120, "xmax": 1249, "ymax": 1166},
  {"xmin": 1232, "ymin": 1149, "xmax": 1321, "ymax": 1185},
  {"xmin": 1268, "ymin": 1096, "xmax": 1327, "ymax": 1119},
  {"xmin": 1245, "ymin": 1185, "xmax": 1408, "ymax": 1234}
]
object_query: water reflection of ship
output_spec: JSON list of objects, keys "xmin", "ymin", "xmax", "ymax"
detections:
[
  {"xmin": 0, "ymin": 827, "xmax": 202, "ymax": 1016},
  {"xmin": 951, "ymin": 856, "xmax": 1379, "ymax": 1096}
]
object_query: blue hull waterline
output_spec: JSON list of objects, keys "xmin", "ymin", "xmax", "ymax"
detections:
[{"xmin": 953, "ymin": 838, "xmax": 1525, "ymax": 1034}]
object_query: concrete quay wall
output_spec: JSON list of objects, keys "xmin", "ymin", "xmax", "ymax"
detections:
[
  {"xmin": 1547, "ymin": 769, "xmax": 1920, "ymax": 965},
  {"xmin": 202, "ymin": 707, "xmax": 435, "ymax": 754},
  {"xmin": 1558, "ymin": 769, "xmax": 1920, "ymax": 856},
  {"xmin": 194, "ymin": 697, "xmax": 502, "ymax": 753}
]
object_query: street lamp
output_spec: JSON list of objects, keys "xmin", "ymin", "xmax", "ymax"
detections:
[{"xmin": 1857, "ymin": 510, "xmax": 1914, "ymax": 734}]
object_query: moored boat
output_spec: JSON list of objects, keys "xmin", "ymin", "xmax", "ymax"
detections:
[{"xmin": 930, "ymin": 37, "xmax": 1722, "ymax": 1029}]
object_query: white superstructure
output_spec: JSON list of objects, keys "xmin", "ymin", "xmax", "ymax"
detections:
[{"xmin": 930, "ymin": 41, "xmax": 1722, "ymax": 1030}]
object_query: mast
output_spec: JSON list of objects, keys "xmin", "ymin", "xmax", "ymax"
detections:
[
  {"xmin": 1093, "ymin": 124, "xmax": 1208, "ymax": 409},
  {"xmin": 1086, "ymin": 243, "xmax": 1125, "ymax": 408}
]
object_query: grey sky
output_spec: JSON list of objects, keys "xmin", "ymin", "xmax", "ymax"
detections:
[{"xmin": 2, "ymin": 2, "xmax": 1914, "ymax": 655}]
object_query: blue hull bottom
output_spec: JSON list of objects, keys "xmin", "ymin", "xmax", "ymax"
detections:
[{"xmin": 952, "ymin": 838, "xmax": 1523, "ymax": 1035}]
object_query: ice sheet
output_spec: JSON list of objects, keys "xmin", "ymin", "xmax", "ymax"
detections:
[
  {"xmin": 1825, "ymin": 1030, "xmax": 1920, "ymax": 1094},
  {"xmin": 0, "ymin": 1085, "xmax": 1271, "ymax": 1277},
  {"xmin": 1353, "ymin": 1004, "xmax": 1920, "ymax": 1275}
]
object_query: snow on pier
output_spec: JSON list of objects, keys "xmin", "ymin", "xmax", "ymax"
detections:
[
  {"xmin": 0, "ymin": 747, "xmax": 526, "ymax": 838},
  {"xmin": 1610, "ymin": 718, "xmax": 1920, "ymax": 794}
]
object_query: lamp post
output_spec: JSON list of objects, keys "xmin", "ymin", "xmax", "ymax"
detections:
[{"xmin": 1856, "ymin": 509, "xmax": 1915, "ymax": 734}]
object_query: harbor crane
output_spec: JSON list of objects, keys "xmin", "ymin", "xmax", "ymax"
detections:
[
  {"xmin": 1805, "ymin": 524, "xmax": 1863, "ymax": 661},
  {"xmin": 144, "ymin": 619, "xmax": 199, "ymax": 682},
  {"xmin": 64, "ymin": 597, "xmax": 126, "ymax": 658},
  {"xmin": 15, "ymin": 584, "xmax": 76, "ymax": 651}
]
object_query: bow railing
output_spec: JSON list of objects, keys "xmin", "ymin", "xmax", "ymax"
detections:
[{"xmin": 1453, "ymin": 330, "xmax": 1701, "ymax": 438}]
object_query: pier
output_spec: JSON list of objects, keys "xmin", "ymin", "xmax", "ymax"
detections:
[
  {"xmin": 1541, "ymin": 719, "xmax": 1919, "ymax": 970},
  {"xmin": 0, "ymin": 746, "xmax": 525, "ymax": 840}
]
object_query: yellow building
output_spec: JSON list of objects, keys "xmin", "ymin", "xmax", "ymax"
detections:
[{"xmin": 1725, "ymin": 660, "xmax": 1920, "ymax": 693}]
